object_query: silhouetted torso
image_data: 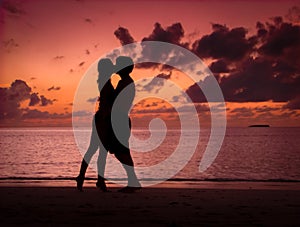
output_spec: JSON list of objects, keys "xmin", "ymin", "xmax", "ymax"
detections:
[
  {"xmin": 95, "ymin": 79, "xmax": 115, "ymax": 152},
  {"xmin": 98, "ymin": 80, "xmax": 115, "ymax": 117},
  {"xmin": 115, "ymin": 75, "xmax": 135, "ymax": 117}
]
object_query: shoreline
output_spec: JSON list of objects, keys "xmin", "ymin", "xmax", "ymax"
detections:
[{"xmin": 1, "ymin": 179, "xmax": 300, "ymax": 190}]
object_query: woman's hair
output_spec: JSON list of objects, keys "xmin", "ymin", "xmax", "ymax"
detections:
[{"xmin": 97, "ymin": 58, "xmax": 114, "ymax": 86}]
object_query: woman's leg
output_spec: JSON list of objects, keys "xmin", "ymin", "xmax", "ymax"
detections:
[{"xmin": 76, "ymin": 117, "xmax": 99, "ymax": 191}]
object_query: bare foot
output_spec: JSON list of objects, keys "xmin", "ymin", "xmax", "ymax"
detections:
[{"xmin": 75, "ymin": 176, "xmax": 84, "ymax": 192}]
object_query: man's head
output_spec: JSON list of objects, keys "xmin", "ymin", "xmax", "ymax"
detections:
[{"xmin": 115, "ymin": 56, "xmax": 134, "ymax": 77}]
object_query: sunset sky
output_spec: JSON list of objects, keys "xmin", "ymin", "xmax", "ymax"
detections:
[{"xmin": 1, "ymin": 0, "xmax": 300, "ymax": 127}]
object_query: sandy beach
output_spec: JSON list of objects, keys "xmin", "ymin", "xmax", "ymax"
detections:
[{"xmin": 0, "ymin": 182, "xmax": 299, "ymax": 226}]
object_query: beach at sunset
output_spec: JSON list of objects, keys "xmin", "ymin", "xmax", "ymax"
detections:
[
  {"xmin": 1, "ymin": 181, "xmax": 300, "ymax": 226},
  {"xmin": 1, "ymin": 0, "xmax": 300, "ymax": 226}
]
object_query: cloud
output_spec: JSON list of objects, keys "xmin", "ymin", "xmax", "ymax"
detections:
[
  {"xmin": 79, "ymin": 61, "xmax": 85, "ymax": 67},
  {"xmin": 142, "ymin": 22, "xmax": 186, "ymax": 46},
  {"xmin": 114, "ymin": 27, "xmax": 135, "ymax": 46},
  {"xmin": 114, "ymin": 23, "xmax": 190, "ymax": 70},
  {"xmin": 72, "ymin": 110, "xmax": 92, "ymax": 117},
  {"xmin": 258, "ymin": 17, "xmax": 300, "ymax": 58},
  {"xmin": 48, "ymin": 86, "xmax": 61, "ymax": 91},
  {"xmin": 230, "ymin": 107, "xmax": 255, "ymax": 117},
  {"xmin": 141, "ymin": 72, "xmax": 172, "ymax": 94},
  {"xmin": 1, "ymin": 0, "xmax": 25, "ymax": 15},
  {"xmin": 186, "ymin": 17, "xmax": 300, "ymax": 104},
  {"xmin": 22, "ymin": 108, "xmax": 71, "ymax": 120},
  {"xmin": 84, "ymin": 18, "xmax": 92, "ymax": 23},
  {"xmin": 131, "ymin": 106, "xmax": 176, "ymax": 114},
  {"xmin": 284, "ymin": 95, "xmax": 300, "ymax": 110},
  {"xmin": 186, "ymin": 75, "xmax": 222, "ymax": 103},
  {"xmin": 115, "ymin": 15, "xmax": 300, "ymax": 107},
  {"xmin": 87, "ymin": 97, "xmax": 98, "ymax": 103},
  {"xmin": 192, "ymin": 24, "xmax": 255, "ymax": 61},
  {"xmin": 0, "ymin": 80, "xmax": 31, "ymax": 120},
  {"xmin": 29, "ymin": 93, "xmax": 40, "ymax": 106},
  {"xmin": 53, "ymin": 56, "xmax": 64, "ymax": 60},
  {"xmin": 0, "ymin": 80, "xmax": 56, "ymax": 121},
  {"xmin": 40, "ymin": 95, "xmax": 54, "ymax": 106},
  {"xmin": 2, "ymin": 38, "xmax": 19, "ymax": 52},
  {"xmin": 209, "ymin": 59, "xmax": 230, "ymax": 73},
  {"xmin": 286, "ymin": 6, "xmax": 300, "ymax": 23},
  {"xmin": 157, "ymin": 72, "xmax": 171, "ymax": 80},
  {"xmin": 253, "ymin": 106, "xmax": 281, "ymax": 113}
]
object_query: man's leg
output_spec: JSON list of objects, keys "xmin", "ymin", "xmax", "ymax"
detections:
[
  {"xmin": 114, "ymin": 150, "xmax": 141, "ymax": 188},
  {"xmin": 96, "ymin": 145, "xmax": 108, "ymax": 191}
]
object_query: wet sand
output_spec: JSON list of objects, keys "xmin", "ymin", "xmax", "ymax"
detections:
[{"xmin": 0, "ymin": 182, "xmax": 299, "ymax": 226}]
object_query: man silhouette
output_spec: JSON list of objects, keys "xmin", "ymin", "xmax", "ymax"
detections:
[{"xmin": 111, "ymin": 56, "xmax": 141, "ymax": 192}]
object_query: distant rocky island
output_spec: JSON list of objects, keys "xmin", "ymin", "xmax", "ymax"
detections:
[{"xmin": 248, "ymin": 124, "xmax": 270, "ymax": 127}]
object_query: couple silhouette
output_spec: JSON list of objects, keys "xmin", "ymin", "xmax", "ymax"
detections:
[{"xmin": 76, "ymin": 56, "xmax": 141, "ymax": 193}]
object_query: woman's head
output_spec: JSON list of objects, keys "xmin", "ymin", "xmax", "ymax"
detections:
[{"xmin": 97, "ymin": 58, "xmax": 114, "ymax": 78}]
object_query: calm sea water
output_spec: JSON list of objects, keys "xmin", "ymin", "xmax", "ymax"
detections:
[{"xmin": 0, "ymin": 127, "xmax": 299, "ymax": 182}]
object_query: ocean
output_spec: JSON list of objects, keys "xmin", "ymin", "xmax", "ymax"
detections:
[{"xmin": 0, "ymin": 127, "xmax": 299, "ymax": 185}]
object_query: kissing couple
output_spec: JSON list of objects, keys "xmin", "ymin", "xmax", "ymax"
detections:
[{"xmin": 76, "ymin": 56, "xmax": 141, "ymax": 193}]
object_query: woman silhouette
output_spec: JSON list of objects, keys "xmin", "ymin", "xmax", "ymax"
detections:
[{"xmin": 76, "ymin": 58, "xmax": 115, "ymax": 192}]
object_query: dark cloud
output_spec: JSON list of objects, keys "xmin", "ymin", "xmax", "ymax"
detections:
[
  {"xmin": 40, "ymin": 95, "xmax": 53, "ymax": 106},
  {"xmin": 87, "ymin": 97, "xmax": 98, "ymax": 103},
  {"xmin": 142, "ymin": 22, "xmax": 185, "ymax": 46},
  {"xmin": 141, "ymin": 73, "xmax": 172, "ymax": 94},
  {"xmin": 22, "ymin": 108, "xmax": 71, "ymax": 120},
  {"xmin": 72, "ymin": 110, "xmax": 92, "ymax": 117},
  {"xmin": 157, "ymin": 72, "xmax": 171, "ymax": 79},
  {"xmin": 258, "ymin": 18, "xmax": 300, "ymax": 58},
  {"xmin": 192, "ymin": 24, "xmax": 254, "ymax": 61},
  {"xmin": 177, "ymin": 104, "xmax": 210, "ymax": 113},
  {"xmin": 86, "ymin": 49, "xmax": 90, "ymax": 55},
  {"xmin": 9, "ymin": 80, "xmax": 32, "ymax": 101},
  {"xmin": 131, "ymin": 106, "xmax": 176, "ymax": 114},
  {"xmin": 114, "ymin": 27, "xmax": 135, "ymax": 46},
  {"xmin": 186, "ymin": 75, "xmax": 222, "ymax": 103},
  {"xmin": 29, "ymin": 93, "xmax": 40, "ymax": 106},
  {"xmin": 230, "ymin": 107, "xmax": 255, "ymax": 117},
  {"xmin": 0, "ymin": 80, "xmax": 31, "ymax": 120},
  {"xmin": 139, "ymin": 23, "xmax": 189, "ymax": 69},
  {"xmin": 286, "ymin": 6, "xmax": 300, "ymax": 23},
  {"xmin": 2, "ymin": 38, "xmax": 19, "ymax": 52},
  {"xmin": 209, "ymin": 59, "xmax": 230, "ymax": 73},
  {"xmin": 114, "ymin": 23, "xmax": 190, "ymax": 70},
  {"xmin": 0, "ymin": 79, "xmax": 57, "ymax": 122},
  {"xmin": 48, "ymin": 86, "xmax": 61, "ymax": 91},
  {"xmin": 53, "ymin": 56, "xmax": 64, "ymax": 60},
  {"xmin": 1, "ymin": 0, "xmax": 25, "ymax": 15},
  {"xmin": 84, "ymin": 18, "xmax": 92, "ymax": 23},
  {"xmin": 187, "ymin": 17, "xmax": 300, "ymax": 104},
  {"xmin": 284, "ymin": 95, "xmax": 300, "ymax": 110},
  {"xmin": 115, "ymin": 16, "xmax": 300, "ymax": 106},
  {"xmin": 254, "ymin": 106, "xmax": 281, "ymax": 113}
]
